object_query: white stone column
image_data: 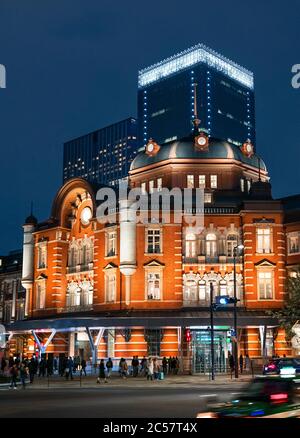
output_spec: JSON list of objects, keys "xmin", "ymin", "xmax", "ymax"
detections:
[
  {"xmin": 68, "ymin": 332, "xmax": 75, "ymax": 357},
  {"xmin": 21, "ymin": 222, "xmax": 36, "ymax": 316}
]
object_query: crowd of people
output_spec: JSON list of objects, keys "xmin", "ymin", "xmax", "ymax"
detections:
[{"xmin": 96, "ymin": 356, "xmax": 181, "ymax": 383}]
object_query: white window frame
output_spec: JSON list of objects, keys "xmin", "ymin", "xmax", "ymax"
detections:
[
  {"xmin": 199, "ymin": 175, "xmax": 206, "ymax": 188},
  {"xmin": 157, "ymin": 178, "xmax": 163, "ymax": 192},
  {"xmin": 240, "ymin": 178, "xmax": 245, "ymax": 192},
  {"xmin": 257, "ymin": 270, "xmax": 274, "ymax": 300},
  {"xmin": 206, "ymin": 233, "xmax": 217, "ymax": 257},
  {"xmin": 146, "ymin": 227, "xmax": 162, "ymax": 254},
  {"xmin": 146, "ymin": 271, "xmax": 162, "ymax": 300},
  {"xmin": 36, "ymin": 280, "xmax": 46, "ymax": 310},
  {"xmin": 149, "ymin": 180, "xmax": 154, "ymax": 194},
  {"xmin": 105, "ymin": 271, "xmax": 117, "ymax": 303},
  {"xmin": 210, "ymin": 175, "xmax": 218, "ymax": 188},
  {"xmin": 204, "ymin": 192, "xmax": 212, "ymax": 204},
  {"xmin": 187, "ymin": 174, "xmax": 194, "ymax": 188},
  {"xmin": 106, "ymin": 229, "xmax": 117, "ymax": 257},
  {"xmin": 37, "ymin": 243, "xmax": 47, "ymax": 269},
  {"xmin": 256, "ymin": 227, "xmax": 273, "ymax": 254},
  {"xmin": 287, "ymin": 231, "xmax": 300, "ymax": 255}
]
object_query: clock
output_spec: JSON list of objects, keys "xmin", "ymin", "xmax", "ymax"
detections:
[
  {"xmin": 195, "ymin": 132, "xmax": 209, "ymax": 151},
  {"xmin": 145, "ymin": 139, "xmax": 160, "ymax": 156},
  {"xmin": 81, "ymin": 207, "xmax": 92, "ymax": 226},
  {"xmin": 241, "ymin": 140, "xmax": 254, "ymax": 157}
]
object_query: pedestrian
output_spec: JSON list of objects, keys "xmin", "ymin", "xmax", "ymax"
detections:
[
  {"xmin": 132, "ymin": 356, "xmax": 139, "ymax": 377},
  {"xmin": 239, "ymin": 354, "xmax": 244, "ymax": 374},
  {"xmin": 162, "ymin": 357, "xmax": 168, "ymax": 376},
  {"xmin": 20, "ymin": 362, "xmax": 28, "ymax": 389},
  {"xmin": 53, "ymin": 356, "xmax": 58, "ymax": 373},
  {"xmin": 97, "ymin": 359, "xmax": 107, "ymax": 383},
  {"xmin": 153, "ymin": 358, "xmax": 160, "ymax": 380},
  {"xmin": 8, "ymin": 356, "xmax": 14, "ymax": 368},
  {"xmin": 28, "ymin": 357, "xmax": 36, "ymax": 383},
  {"xmin": 1, "ymin": 357, "xmax": 6, "ymax": 375},
  {"xmin": 65, "ymin": 356, "xmax": 74, "ymax": 380},
  {"xmin": 244, "ymin": 354, "xmax": 250, "ymax": 373},
  {"xmin": 106, "ymin": 357, "xmax": 113, "ymax": 378},
  {"xmin": 38, "ymin": 358, "xmax": 46, "ymax": 377},
  {"xmin": 141, "ymin": 356, "xmax": 147, "ymax": 376},
  {"xmin": 120, "ymin": 358, "xmax": 128, "ymax": 379},
  {"xmin": 9, "ymin": 364, "xmax": 18, "ymax": 389},
  {"xmin": 80, "ymin": 358, "xmax": 87, "ymax": 376},
  {"xmin": 168, "ymin": 357, "xmax": 172, "ymax": 374},
  {"xmin": 175, "ymin": 357, "xmax": 180, "ymax": 375},
  {"xmin": 228, "ymin": 353, "xmax": 235, "ymax": 378},
  {"xmin": 46, "ymin": 357, "xmax": 53, "ymax": 377},
  {"xmin": 146, "ymin": 357, "xmax": 154, "ymax": 381}
]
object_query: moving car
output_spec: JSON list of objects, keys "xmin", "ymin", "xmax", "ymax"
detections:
[
  {"xmin": 197, "ymin": 376, "xmax": 300, "ymax": 418},
  {"xmin": 263, "ymin": 358, "xmax": 300, "ymax": 375}
]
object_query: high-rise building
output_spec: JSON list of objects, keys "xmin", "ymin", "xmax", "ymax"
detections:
[
  {"xmin": 138, "ymin": 44, "xmax": 255, "ymax": 147},
  {"xmin": 63, "ymin": 117, "xmax": 138, "ymax": 186}
]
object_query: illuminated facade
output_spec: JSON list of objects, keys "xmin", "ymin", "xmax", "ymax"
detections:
[
  {"xmin": 138, "ymin": 43, "xmax": 255, "ymax": 148},
  {"xmin": 63, "ymin": 117, "xmax": 138, "ymax": 187},
  {"xmin": 4, "ymin": 127, "xmax": 300, "ymax": 372}
]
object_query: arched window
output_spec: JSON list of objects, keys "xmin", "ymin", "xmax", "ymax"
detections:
[
  {"xmin": 66, "ymin": 282, "xmax": 81, "ymax": 307},
  {"xmin": 184, "ymin": 275, "xmax": 198, "ymax": 302},
  {"xmin": 185, "ymin": 233, "xmax": 197, "ymax": 258},
  {"xmin": 227, "ymin": 234, "xmax": 238, "ymax": 257},
  {"xmin": 206, "ymin": 233, "xmax": 217, "ymax": 257},
  {"xmin": 199, "ymin": 280, "xmax": 206, "ymax": 301}
]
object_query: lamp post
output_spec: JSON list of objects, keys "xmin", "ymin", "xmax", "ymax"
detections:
[
  {"xmin": 210, "ymin": 281, "xmax": 215, "ymax": 381},
  {"xmin": 233, "ymin": 244, "xmax": 244, "ymax": 379}
]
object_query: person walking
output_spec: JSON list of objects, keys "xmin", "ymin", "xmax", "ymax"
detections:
[
  {"xmin": 146, "ymin": 357, "xmax": 154, "ymax": 381},
  {"xmin": 65, "ymin": 357, "xmax": 74, "ymax": 380},
  {"xmin": 106, "ymin": 358, "xmax": 113, "ymax": 379},
  {"xmin": 28, "ymin": 357, "xmax": 36, "ymax": 384},
  {"xmin": 38, "ymin": 358, "xmax": 46, "ymax": 377},
  {"xmin": 239, "ymin": 354, "xmax": 244, "ymax": 375},
  {"xmin": 153, "ymin": 358, "xmax": 160, "ymax": 380},
  {"xmin": 245, "ymin": 354, "xmax": 251, "ymax": 373},
  {"xmin": 132, "ymin": 356, "xmax": 139, "ymax": 377},
  {"xmin": 120, "ymin": 358, "xmax": 128, "ymax": 379},
  {"xmin": 19, "ymin": 362, "xmax": 28, "ymax": 389},
  {"xmin": 228, "ymin": 352, "xmax": 235, "ymax": 379},
  {"xmin": 141, "ymin": 356, "xmax": 147, "ymax": 376},
  {"xmin": 1, "ymin": 357, "xmax": 6, "ymax": 375},
  {"xmin": 162, "ymin": 357, "xmax": 168, "ymax": 376},
  {"xmin": 97, "ymin": 359, "xmax": 107, "ymax": 383},
  {"xmin": 9, "ymin": 363, "xmax": 18, "ymax": 389},
  {"xmin": 53, "ymin": 356, "xmax": 58, "ymax": 373},
  {"xmin": 80, "ymin": 358, "xmax": 87, "ymax": 377}
]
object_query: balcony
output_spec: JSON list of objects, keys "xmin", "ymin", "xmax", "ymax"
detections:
[{"xmin": 67, "ymin": 263, "xmax": 94, "ymax": 274}]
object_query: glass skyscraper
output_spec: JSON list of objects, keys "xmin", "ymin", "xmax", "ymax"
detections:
[
  {"xmin": 63, "ymin": 117, "xmax": 138, "ymax": 186},
  {"xmin": 138, "ymin": 44, "xmax": 255, "ymax": 148}
]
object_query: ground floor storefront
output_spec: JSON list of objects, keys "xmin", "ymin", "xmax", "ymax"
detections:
[{"xmin": 3, "ymin": 309, "xmax": 295, "ymax": 374}]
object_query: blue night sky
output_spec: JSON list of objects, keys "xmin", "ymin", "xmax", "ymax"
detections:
[{"xmin": 0, "ymin": 0, "xmax": 299, "ymax": 253}]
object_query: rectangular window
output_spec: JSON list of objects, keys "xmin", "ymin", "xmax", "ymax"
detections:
[
  {"xmin": 187, "ymin": 175, "xmax": 194, "ymax": 188},
  {"xmin": 141, "ymin": 182, "xmax": 146, "ymax": 194},
  {"xmin": 149, "ymin": 180, "xmax": 154, "ymax": 194},
  {"xmin": 210, "ymin": 175, "xmax": 217, "ymax": 188},
  {"xmin": 257, "ymin": 227, "xmax": 272, "ymax": 254},
  {"xmin": 204, "ymin": 193, "xmax": 212, "ymax": 204},
  {"xmin": 157, "ymin": 178, "xmax": 162, "ymax": 192},
  {"xmin": 36, "ymin": 282, "xmax": 46, "ymax": 309},
  {"xmin": 258, "ymin": 271, "xmax": 273, "ymax": 299},
  {"xmin": 247, "ymin": 180, "xmax": 251, "ymax": 192},
  {"xmin": 199, "ymin": 175, "xmax": 206, "ymax": 188},
  {"xmin": 38, "ymin": 245, "xmax": 47, "ymax": 269},
  {"xmin": 106, "ymin": 274, "xmax": 116, "ymax": 302},
  {"xmin": 287, "ymin": 232, "xmax": 300, "ymax": 254},
  {"xmin": 147, "ymin": 272, "xmax": 161, "ymax": 300},
  {"xmin": 147, "ymin": 229, "xmax": 161, "ymax": 253},
  {"xmin": 107, "ymin": 231, "xmax": 117, "ymax": 257},
  {"xmin": 145, "ymin": 329, "xmax": 161, "ymax": 356}
]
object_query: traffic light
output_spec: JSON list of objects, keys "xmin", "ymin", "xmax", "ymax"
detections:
[
  {"xmin": 215, "ymin": 295, "xmax": 238, "ymax": 305},
  {"xmin": 185, "ymin": 328, "xmax": 192, "ymax": 343}
]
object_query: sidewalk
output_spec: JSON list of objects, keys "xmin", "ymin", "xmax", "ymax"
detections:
[{"xmin": 0, "ymin": 373, "xmax": 254, "ymax": 389}]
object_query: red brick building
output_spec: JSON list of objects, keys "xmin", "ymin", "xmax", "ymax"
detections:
[{"xmin": 5, "ymin": 130, "xmax": 300, "ymax": 373}]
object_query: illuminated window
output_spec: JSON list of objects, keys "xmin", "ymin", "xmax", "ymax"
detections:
[
  {"xmin": 258, "ymin": 271, "xmax": 273, "ymax": 300},
  {"xmin": 183, "ymin": 275, "xmax": 198, "ymax": 302},
  {"xmin": 240, "ymin": 178, "xmax": 245, "ymax": 192},
  {"xmin": 199, "ymin": 280, "xmax": 206, "ymax": 300},
  {"xmin": 38, "ymin": 244, "xmax": 47, "ymax": 269},
  {"xmin": 206, "ymin": 233, "xmax": 217, "ymax": 257},
  {"xmin": 36, "ymin": 281, "xmax": 46, "ymax": 310},
  {"xmin": 105, "ymin": 273, "xmax": 116, "ymax": 302},
  {"xmin": 247, "ymin": 180, "xmax": 251, "ymax": 192},
  {"xmin": 210, "ymin": 175, "xmax": 217, "ymax": 188},
  {"xmin": 199, "ymin": 175, "xmax": 206, "ymax": 188},
  {"xmin": 227, "ymin": 234, "xmax": 238, "ymax": 257},
  {"xmin": 149, "ymin": 180, "xmax": 154, "ymax": 194},
  {"xmin": 204, "ymin": 193, "xmax": 212, "ymax": 203},
  {"xmin": 106, "ymin": 230, "xmax": 117, "ymax": 257},
  {"xmin": 185, "ymin": 232, "xmax": 197, "ymax": 257},
  {"xmin": 147, "ymin": 273, "xmax": 161, "ymax": 300},
  {"xmin": 187, "ymin": 175, "xmax": 194, "ymax": 188},
  {"xmin": 287, "ymin": 232, "xmax": 300, "ymax": 255},
  {"xmin": 157, "ymin": 178, "xmax": 163, "ymax": 192},
  {"xmin": 256, "ymin": 227, "xmax": 272, "ymax": 254}
]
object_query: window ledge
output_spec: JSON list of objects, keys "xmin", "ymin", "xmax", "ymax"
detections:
[
  {"xmin": 104, "ymin": 255, "xmax": 118, "ymax": 260},
  {"xmin": 144, "ymin": 253, "xmax": 163, "ymax": 257},
  {"xmin": 255, "ymin": 253, "xmax": 274, "ymax": 256}
]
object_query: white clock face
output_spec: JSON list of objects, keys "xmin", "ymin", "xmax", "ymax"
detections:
[
  {"xmin": 147, "ymin": 143, "xmax": 154, "ymax": 152},
  {"xmin": 246, "ymin": 144, "xmax": 253, "ymax": 153},
  {"xmin": 81, "ymin": 207, "xmax": 92, "ymax": 225},
  {"xmin": 198, "ymin": 136, "xmax": 207, "ymax": 146}
]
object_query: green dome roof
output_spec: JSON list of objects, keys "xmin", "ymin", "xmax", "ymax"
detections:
[{"xmin": 130, "ymin": 136, "xmax": 267, "ymax": 172}]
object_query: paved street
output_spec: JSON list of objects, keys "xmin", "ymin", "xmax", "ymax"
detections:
[{"xmin": 0, "ymin": 375, "xmax": 251, "ymax": 418}]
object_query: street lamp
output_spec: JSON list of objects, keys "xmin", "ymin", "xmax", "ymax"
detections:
[
  {"xmin": 209, "ymin": 281, "xmax": 215, "ymax": 381},
  {"xmin": 233, "ymin": 244, "xmax": 244, "ymax": 379}
]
